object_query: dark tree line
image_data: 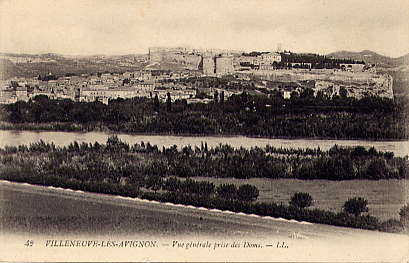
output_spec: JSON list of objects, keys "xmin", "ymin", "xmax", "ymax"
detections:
[
  {"xmin": 240, "ymin": 51, "xmax": 364, "ymax": 69},
  {"xmin": 0, "ymin": 137, "xmax": 406, "ymax": 182},
  {"xmin": 2, "ymin": 90, "xmax": 406, "ymax": 140}
]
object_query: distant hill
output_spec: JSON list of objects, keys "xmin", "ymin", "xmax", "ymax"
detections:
[
  {"xmin": 0, "ymin": 59, "xmax": 24, "ymax": 79},
  {"xmin": 327, "ymin": 50, "xmax": 409, "ymax": 67},
  {"xmin": 0, "ymin": 53, "xmax": 148, "ymax": 79},
  {"xmin": 2, "ymin": 50, "xmax": 409, "ymax": 80}
]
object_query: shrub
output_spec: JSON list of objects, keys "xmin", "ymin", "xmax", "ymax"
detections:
[
  {"xmin": 144, "ymin": 175, "xmax": 163, "ymax": 192},
  {"xmin": 163, "ymin": 177, "xmax": 181, "ymax": 192},
  {"xmin": 365, "ymin": 158, "xmax": 389, "ymax": 179},
  {"xmin": 163, "ymin": 177, "xmax": 214, "ymax": 196},
  {"xmin": 399, "ymin": 204, "xmax": 409, "ymax": 228},
  {"xmin": 237, "ymin": 184, "xmax": 259, "ymax": 201},
  {"xmin": 196, "ymin": 181, "xmax": 215, "ymax": 195},
  {"xmin": 343, "ymin": 197, "xmax": 368, "ymax": 216},
  {"xmin": 216, "ymin": 184, "xmax": 237, "ymax": 200},
  {"xmin": 289, "ymin": 192, "xmax": 313, "ymax": 208},
  {"xmin": 379, "ymin": 219, "xmax": 404, "ymax": 233}
]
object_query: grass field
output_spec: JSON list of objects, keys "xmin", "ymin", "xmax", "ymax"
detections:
[
  {"xmin": 2, "ymin": 180, "xmax": 408, "ymax": 262},
  {"xmin": 193, "ymin": 177, "xmax": 408, "ymax": 221},
  {"xmin": 0, "ymin": 180, "xmax": 377, "ymax": 239}
]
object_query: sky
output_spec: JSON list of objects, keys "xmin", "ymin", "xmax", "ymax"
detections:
[{"xmin": 0, "ymin": 0, "xmax": 408, "ymax": 57}]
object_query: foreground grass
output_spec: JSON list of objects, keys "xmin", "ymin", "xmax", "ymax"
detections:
[
  {"xmin": 192, "ymin": 177, "xmax": 407, "ymax": 221},
  {"xmin": 0, "ymin": 174, "xmax": 405, "ymax": 234}
]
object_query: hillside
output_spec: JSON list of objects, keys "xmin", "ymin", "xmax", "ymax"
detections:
[
  {"xmin": 2, "ymin": 50, "xmax": 409, "ymax": 80},
  {"xmin": 327, "ymin": 50, "xmax": 409, "ymax": 67},
  {"xmin": 0, "ymin": 53, "xmax": 148, "ymax": 79},
  {"xmin": 0, "ymin": 59, "xmax": 25, "ymax": 79}
]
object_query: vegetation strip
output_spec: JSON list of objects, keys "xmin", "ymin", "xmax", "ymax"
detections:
[{"xmin": 1, "ymin": 89, "xmax": 406, "ymax": 140}]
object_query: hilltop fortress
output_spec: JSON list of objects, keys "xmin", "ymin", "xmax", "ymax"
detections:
[
  {"xmin": 147, "ymin": 47, "xmax": 393, "ymax": 100},
  {"xmin": 148, "ymin": 47, "xmax": 202, "ymax": 70}
]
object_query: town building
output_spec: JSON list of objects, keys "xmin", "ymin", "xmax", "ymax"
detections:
[
  {"xmin": 215, "ymin": 56, "xmax": 234, "ymax": 75},
  {"xmin": 340, "ymin": 63, "xmax": 366, "ymax": 72},
  {"xmin": 202, "ymin": 56, "xmax": 216, "ymax": 75},
  {"xmin": 257, "ymin": 52, "xmax": 282, "ymax": 70}
]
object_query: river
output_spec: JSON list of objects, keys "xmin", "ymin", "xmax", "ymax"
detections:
[{"xmin": 0, "ymin": 130, "xmax": 408, "ymax": 156}]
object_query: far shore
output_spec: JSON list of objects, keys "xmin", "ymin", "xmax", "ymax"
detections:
[{"xmin": 0, "ymin": 121, "xmax": 408, "ymax": 142}]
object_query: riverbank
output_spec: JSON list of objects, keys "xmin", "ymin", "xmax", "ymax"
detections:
[
  {"xmin": 1, "ymin": 129, "xmax": 408, "ymax": 157},
  {"xmin": 2, "ymin": 94, "xmax": 407, "ymax": 140},
  {"xmin": 1, "ymin": 121, "xmax": 408, "ymax": 141}
]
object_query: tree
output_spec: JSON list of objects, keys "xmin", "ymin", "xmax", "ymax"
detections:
[
  {"xmin": 163, "ymin": 177, "xmax": 181, "ymax": 192},
  {"xmin": 237, "ymin": 184, "xmax": 259, "ymax": 201},
  {"xmin": 289, "ymin": 192, "xmax": 313, "ymax": 208},
  {"xmin": 106, "ymin": 135, "xmax": 129, "ymax": 152},
  {"xmin": 399, "ymin": 204, "xmax": 409, "ymax": 228},
  {"xmin": 214, "ymin": 90, "xmax": 219, "ymax": 103},
  {"xmin": 144, "ymin": 174, "xmax": 163, "ymax": 193},
  {"xmin": 339, "ymin": 86, "xmax": 348, "ymax": 99},
  {"xmin": 343, "ymin": 197, "xmax": 368, "ymax": 216},
  {"xmin": 154, "ymin": 94, "xmax": 160, "ymax": 112},
  {"xmin": 366, "ymin": 158, "xmax": 389, "ymax": 179},
  {"xmin": 216, "ymin": 184, "xmax": 237, "ymax": 200},
  {"xmin": 351, "ymin": 146, "xmax": 368, "ymax": 158},
  {"xmin": 220, "ymin": 91, "xmax": 225, "ymax": 103},
  {"xmin": 299, "ymin": 88, "xmax": 315, "ymax": 103},
  {"xmin": 166, "ymin": 92, "xmax": 172, "ymax": 112}
]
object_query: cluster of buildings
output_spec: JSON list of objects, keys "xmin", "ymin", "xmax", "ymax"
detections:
[
  {"xmin": 202, "ymin": 55, "xmax": 235, "ymax": 75},
  {"xmin": 149, "ymin": 47, "xmax": 283, "ymax": 75},
  {"xmin": 149, "ymin": 47, "xmax": 283, "ymax": 74},
  {"xmin": 0, "ymin": 47, "xmax": 389, "ymax": 105},
  {"xmin": 149, "ymin": 47, "xmax": 366, "ymax": 77},
  {"xmin": 0, "ymin": 70, "xmax": 201, "ymax": 105},
  {"xmin": 233, "ymin": 52, "xmax": 282, "ymax": 71}
]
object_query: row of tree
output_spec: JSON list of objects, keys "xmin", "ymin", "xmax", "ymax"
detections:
[
  {"xmin": 153, "ymin": 177, "xmax": 260, "ymax": 201},
  {"xmin": 1, "ymin": 90, "xmax": 406, "ymax": 140},
  {"xmin": 290, "ymin": 192, "xmax": 368, "ymax": 217},
  {"xmin": 0, "ymin": 137, "xmax": 407, "ymax": 182}
]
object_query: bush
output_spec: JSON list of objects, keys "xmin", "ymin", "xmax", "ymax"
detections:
[
  {"xmin": 289, "ymin": 192, "xmax": 313, "ymax": 208},
  {"xmin": 365, "ymin": 158, "xmax": 389, "ymax": 179},
  {"xmin": 399, "ymin": 204, "xmax": 409, "ymax": 228},
  {"xmin": 162, "ymin": 177, "xmax": 215, "ymax": 196},
  {"xmin": 379, "ymin": 219, "xmax": 404, "ymax": 233},
  {"xmin": 195, "ymin": 181, "xmax": 215, "ymax": 195},
  {"xmin": 237, "ymin": 184, "xmax": 259, "ymax": 201},
  {"xmin": 216, "ymin": 184, "xmax": 237, "ymax": 200},
  {"xmin": 343, "ymin": 197, "xmax": 368, "ymax": 216},
  {"xmin": 163, "ymin": 177, "xmax": 181, "ymax": 192},
  {"xmin": 144, "ymin": 175, "xmax": 163, "ymax": 192}
]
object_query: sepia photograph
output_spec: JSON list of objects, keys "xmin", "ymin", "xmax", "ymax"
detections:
[{"xmin": 0, "ymin": 0, "xmax": 408, "ymax": 261}]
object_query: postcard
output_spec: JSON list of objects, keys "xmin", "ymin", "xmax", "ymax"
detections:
[{"xmin": 0, "ymin": 0, "xmax": 408, "ymax": 262}]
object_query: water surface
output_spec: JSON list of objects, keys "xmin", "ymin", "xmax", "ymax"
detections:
[{"xmin": 0, "ymin": 130, "xmax": 408, "ymax": 156}]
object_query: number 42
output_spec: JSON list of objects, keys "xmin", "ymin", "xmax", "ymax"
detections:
[{"xmin": 24, "ymin": 240, "xmax": 34, "ymax": 247}]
